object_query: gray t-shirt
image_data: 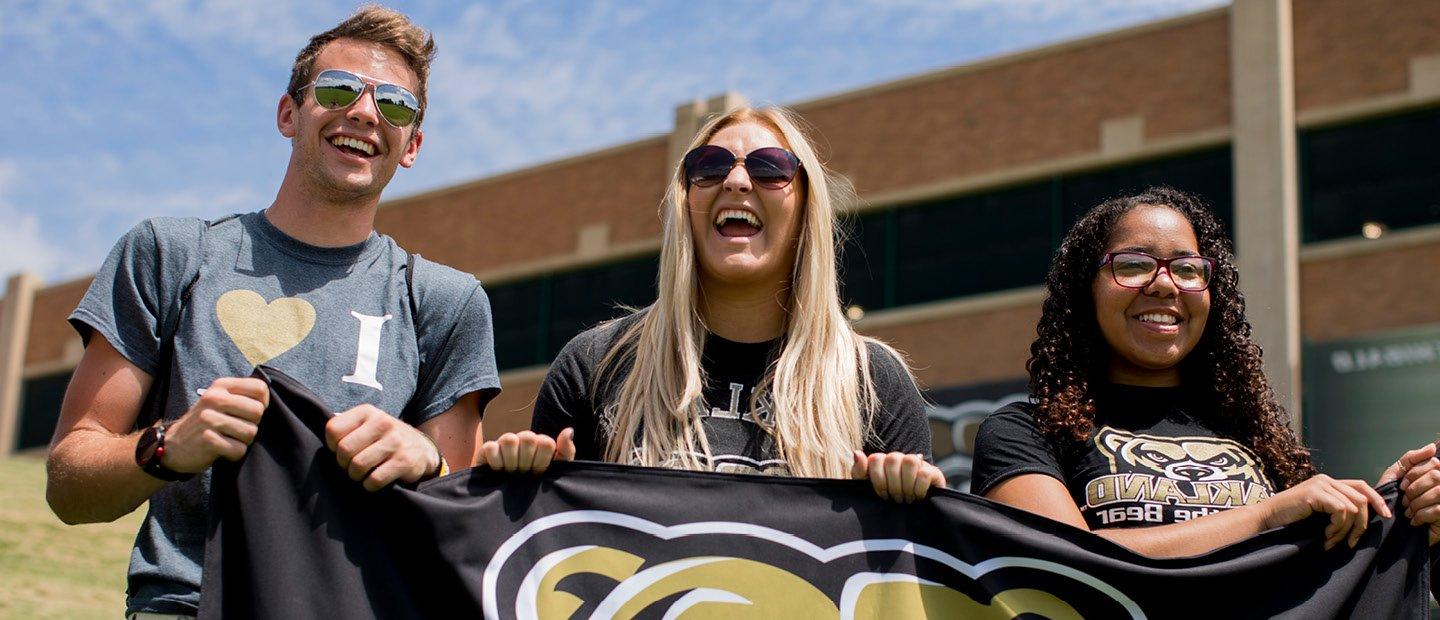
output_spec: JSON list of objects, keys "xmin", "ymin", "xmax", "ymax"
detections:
[{"xmin": 69, "ymin": 212, "xmax": 501, "ymax": 615}]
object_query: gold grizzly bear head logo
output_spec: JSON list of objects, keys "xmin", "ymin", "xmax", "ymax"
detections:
[{"xmin": 1095, "ymin": 428, "xmax": 1270, "ymax": 486}]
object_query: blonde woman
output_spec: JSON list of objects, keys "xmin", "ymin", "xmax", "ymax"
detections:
[{"xmin": 479, "ymin": 106, "xmax": 943, "ymax": 502}]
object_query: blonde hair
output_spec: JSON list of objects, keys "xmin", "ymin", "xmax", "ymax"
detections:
[{"xmin": 596, "ymin": 106, "xmax": 909, "ymax": 478}]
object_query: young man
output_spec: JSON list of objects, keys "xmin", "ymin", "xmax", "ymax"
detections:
[{"xmin": 45, "ymin": 7, "xmax": 500, "ymax": 618}]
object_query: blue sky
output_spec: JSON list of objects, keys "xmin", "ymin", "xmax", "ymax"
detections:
[{"xmin": 3, "ymin": 0, "xmax": 1225, "ymax": 283}]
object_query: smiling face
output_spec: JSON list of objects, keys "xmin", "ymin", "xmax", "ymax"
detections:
[
  {"xmin": 686, "ymin": 121, "xmax": 806, "ymax": 292},
  {"xmin": 1092, "ymin": 204, "xmax": 1211, "ymax": 386},
  {"xmin": 277, "ymin": 37, "xmax": 423, "ymax": 203}
]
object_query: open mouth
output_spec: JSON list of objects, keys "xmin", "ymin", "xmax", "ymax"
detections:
[
  {"xmin": 1135, "ymin": 312, "xmax": 1181, "ymax": 326},
  {"xmin": 714, "ymin": 208, "xmax": 762, "ymax": 238},
  {"xmin": 329, "ymin": 135, "xmax": 378, "ymax": 158}
]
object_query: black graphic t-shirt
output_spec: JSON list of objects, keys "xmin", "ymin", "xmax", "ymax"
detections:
[
  {"xmin": 532, "ymin": 313, "xmax": 932, "ymax": 475},
  {"xmin": 970, "ymin": 384, "xmax": 1276, "ymax": 529}
]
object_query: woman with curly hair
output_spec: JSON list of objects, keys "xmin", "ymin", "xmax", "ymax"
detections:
[
  {"xmin": 476, "ymin": 106, "xmax": 944, "ymax": 503},
  {"xmin": 971, "ymin": 186, "xmax": 1440, "ymax": 557}
]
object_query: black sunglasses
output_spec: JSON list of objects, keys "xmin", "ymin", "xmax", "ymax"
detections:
[
  {"xmin": 682, "ymin": 145, "xmax": 803, "ymax": 190},
  {"xmin": 305, "ymin": 69, "xmax": 421, "ymax": 129}
]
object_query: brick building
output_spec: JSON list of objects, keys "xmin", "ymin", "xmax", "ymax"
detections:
[{"xmin": 3, "ymin": 0, "xmax": 1438, "ymax": 488}]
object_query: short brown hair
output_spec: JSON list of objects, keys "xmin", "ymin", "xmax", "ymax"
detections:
[{"xmin": 286, "ymin": 5, "xmax": 437, "ymax": 128}]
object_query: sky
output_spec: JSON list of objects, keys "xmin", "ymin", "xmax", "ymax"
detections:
[{"xmin": 2, "ymin": 0, "xmax": 1227, "ymax": 284}]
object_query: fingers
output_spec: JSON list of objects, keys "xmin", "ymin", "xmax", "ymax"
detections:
[
  {"xmin": 861, "ymin": 453, "xmax": 934, "ymax": 504},
  {"xmin": 1411, "ymin": 504, "xmax": 1440, "ymax": 528},
  {"xmin": 884, "ymin": 454, "xmax": 905, "ymax": 503},
  {"xmin": 195, "ymin": 381, "xmax": 267, "ymax": 425},
  {"xmin": 866, "ymin": 453, "xmax": 889, "ymax": 501},
  {"xmin": 325, "ymin": 406, "xmax": 374, "ymax": 452},
  {"xmin": 515, "ymin": 433, "xmax": 539, "ymax": 473},
  {"xmin": 480, "ymin": 439, "xmax": 504, "ymax": 470},
  {"xmin": 850, "ymin": 450, "xmax": 867, "ymax": 480},
  {"xmin": 202, "ymin": 429, "xmax": 249, "ymax": 462},
  {"xmin": 1343, "ymin": 479, "xmax": 1392, "ymax": 520},
  {"xmin": 211, "ymin": 377, "xmax": 271, "ymax": 410},
  {"xmin": 1382, "ymin": 443, "xmax": 1438, "ymax": 486},
  {"xmin": 1318, "ymin": 485, "xmax": 1355, "ymax": 550},
  {"xmin": 1403, "ymin": 459, "xmax": 1440, "ymax": 494},
  {"xmin": 1331, "ymin": 481, "xmax": 1374, "ymax": 548},
  {"xmin": 898, "ymin": 456, "xmax": 919, "ymax": 503},
  {"xmin": 196, "ymin": 408, "xmax": 259, "ymax": 446},
  {"xmin": 477, "ymin": 431, "xmax": 565, "ymax": 474},
  {"xmin": 1406, "ymin": 482, "xmax": 1440, "ymax": 524},
  {"xmin": 499, "ymin": 433, "xmax": 521, "ymax": 472},
  {"xmin": 555, "ymin": 428, "xmax": 577, "ymax": 462},
  {"xmin": 329, "ymin": 412, "xmax": 386, "ymax": 471}
]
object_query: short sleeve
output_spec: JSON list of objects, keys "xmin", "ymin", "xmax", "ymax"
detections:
[
  {"xmin": 969, "ymin": 402, "xmax": 1067, "ymax": 497},
  {"xmin": 532, "ymin": 325, "xmax": 610, "ymax": 461},
  {"xmin": 861, "ymin": 344, "xmax": 933, "ymax": 459},
  {"xmin": 405, "ymin": 259, "xmax": 502, "ymax": 425},
  {"xmin": 68, "ymin": 218, "xmax": 204, "ymax": 375}
]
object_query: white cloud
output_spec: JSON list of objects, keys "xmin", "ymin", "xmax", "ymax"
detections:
[{"xmin": 0, "ymin": 161, "xmax": 95, "ymax": 281}]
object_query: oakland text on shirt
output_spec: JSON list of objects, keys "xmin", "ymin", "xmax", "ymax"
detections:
[{"xmin": 1085, "ymin": 427, "xmax": 1273, "ymax": 525}]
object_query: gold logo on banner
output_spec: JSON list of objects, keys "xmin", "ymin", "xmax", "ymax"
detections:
[
  {"xmin": 484, "ymin": 512, "xmax": 1138, "ymax": 619},
  {"xmin": 215, "ymin": 290, "xmax": 316, "ymax": 365},
  {"xmin": 530, "ymin": 548, "xmax": 1082, "ymax": 619}
]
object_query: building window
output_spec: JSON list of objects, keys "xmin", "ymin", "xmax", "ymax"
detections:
[
  {"xmin": 893, "ymin": 182, "xmax": 1053, "ymax": 306},
  {"xmin": 839, "ymin": 147, "xmax": 1234, "ymax": 312},
  {"xmin": 547, "ymin": 256, "xmax": 659, "ymax": 359},
  {"xmin": 16, "ymin": 372, "xmax": 71, "ymax": 451},
  {"xmin": 1301, "ymin": 107, "xmax": 1440, "ymax": 243},
  {"xmin": 488, "ymin": 255, "xmax": 659, "ymax": 371},
  {"xmin": 1061, "ymin": 146, "xmax": 1233, "ymax": 235}
]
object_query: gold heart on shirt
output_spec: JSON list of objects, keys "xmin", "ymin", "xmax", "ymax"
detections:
[{"xmin": 215, "ymin": 290, "xmax": 317, "ymax": 366}]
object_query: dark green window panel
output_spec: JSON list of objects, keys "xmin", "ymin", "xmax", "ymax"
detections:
[
  {"xmin": 893, "ymin": 182, "xmax": 1053, "ymax": 305},
  {"xmin": 1301, "ymin": 107, "xmax": 1440, "ymax": 242},
  {"xmin": 17, "ymin": 372, "xmax": 71, "ymax": 451},
  {"xmin": 1060, "ymin": 147, "xmax": 1234, "ymax": 236},
  {"xmin": 838, "ymin": 210, "xmax": 890, "ymax": 311},
  {"xmin": 488, "ymin": 278, "xmax": 546, "ymax": 370},
  {"xmin": 547, "ymin": 255, "xmax": 658, "ymax": 359}
]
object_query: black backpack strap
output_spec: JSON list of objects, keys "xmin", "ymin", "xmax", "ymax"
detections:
[
  {"xmin": 136, "ymin": 216, "xmax": 231, "ymax": 429},
  {"xmin": 406, "ymin": 252, "xmax": 420, "ymax": 322}
]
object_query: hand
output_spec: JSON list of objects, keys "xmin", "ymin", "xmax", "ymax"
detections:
[
  {"xmin": 160, "ymin": 377, "xmax": 269, "ymax": 474},
  {"xmin": 325, "ymin": 405, "xmax": 441, "ymax": 492},
  {"xmin": 1262, "ymin": 474, "xmax": 1392, "ymax": 550},
  {"xmin": 477, "ymin": 429, "xmax": 575, "ymax": 474},
  {"xmin": 850, "ymin": 450, "xmax": 946, "ymax": 504},
  {"xmin": 1380, "ymin": 442, "xmax": 1440, "ymax": 546}
]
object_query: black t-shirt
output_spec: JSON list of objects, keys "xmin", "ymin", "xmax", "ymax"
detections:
[
  {"xmin": 971, "ymin": 384, "xmax": 1276, "ymax": 529},
  {"xmin": 532, "ymin": 314, "xmax": 932, "ymax": 475}
]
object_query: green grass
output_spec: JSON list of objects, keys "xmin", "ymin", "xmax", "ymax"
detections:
[{"xmin": 0, "ymin": 454, "xmax": 141, "ymax": 620}]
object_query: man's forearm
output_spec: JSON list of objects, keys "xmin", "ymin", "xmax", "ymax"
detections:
[{"xmin": 47, "ymin": 427, "xmax": 166, "ymax": 524}]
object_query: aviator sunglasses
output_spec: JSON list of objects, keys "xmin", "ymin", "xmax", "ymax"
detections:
[
  {"xmin": 304, "ymin": 69, "xmax": 422, "ymax": 129},
  {"xmin": 682, "ymin": 145, "xmax": 803, "ymax": 190}
]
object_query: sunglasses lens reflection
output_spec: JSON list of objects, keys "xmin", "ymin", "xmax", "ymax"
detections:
[
  {"xmin": 311, "ymin": 70, "xmax": 420, "ymax": 128},
  {"xmin": 746, "ymin": 148, "xmax": 799, "ymax": 189},
  {"xmin": 374, "ymin": 84, "xmax": 420, "ymax": 128},
  {"xmin": 313, "ymin": 71, "xmax": 364, "ymax": 110},
  {"xmin": 686, "ymin": 146, "xmax": 735, "ymax": 187},
  {"xmin": 683, "ymin": 145, "xmax": 799, "ymax": 189}
]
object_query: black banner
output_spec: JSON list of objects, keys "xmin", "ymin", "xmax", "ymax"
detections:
[{"xmin": 200, "ymin": 367, "xmax": 1432, "ymax": 619}]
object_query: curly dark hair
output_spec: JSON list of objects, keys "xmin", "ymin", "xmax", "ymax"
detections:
[{"xmin": 1027, "ymin": 186, "xmax": 1315, "ymax": 489}]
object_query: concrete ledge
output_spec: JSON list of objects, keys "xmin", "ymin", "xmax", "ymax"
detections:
[{"xmin": 855, "ymin": 286, "xmax": 1046, "ymax": 331}]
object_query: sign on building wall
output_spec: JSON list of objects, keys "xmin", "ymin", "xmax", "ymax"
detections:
[
  {"xmin": 925, "ymin": 380, "xmax": 1028, "ymax": 492},
  {"xmin": 1303, "ymin": 323, "xmax": 1440, "ymax": 480}
]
